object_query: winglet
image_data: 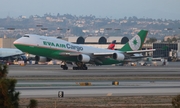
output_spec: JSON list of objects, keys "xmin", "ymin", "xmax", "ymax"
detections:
[{"xmin": 120, "ymin": 30, "xmax": 148, "ymax": 51}]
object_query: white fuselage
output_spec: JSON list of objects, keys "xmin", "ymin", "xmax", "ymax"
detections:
[{"xmin": 14, "ymin": 34, "xmax": 121, "ymax": 54}]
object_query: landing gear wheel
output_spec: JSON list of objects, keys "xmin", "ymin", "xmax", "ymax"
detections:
[
  {"xmin": 74, "ymin": 62, "xmax": 88, "ymax": 70},
  {"xmin": 63, "ymin": 66, "xmax": 68, "ymax": 70},
  {"xmin": 83, "ymin": 67, "xmax": 88, "ymax": 70},
  {"xmin": 61, "ymin": 65, "xmax": 68, "ymax": 70},
  {"xmin": 73, "ymin": 66, "xmax": 87, "ymax": 70},
  {"xmin": 73, "ymin": 67, "xmax": 78, "ymax": 70}
]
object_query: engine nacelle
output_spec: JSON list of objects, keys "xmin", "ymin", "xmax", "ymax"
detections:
[
  {"xmin": 113, "ymin": 53, "xmax": 125, "ymax": 61},
  {"xmin": 35, "ymin": 56, "xmax": 52, "ymax": 62},
  {"xmin": 77, "ymin": 54, "xmax": 90, "ymax": 62}
]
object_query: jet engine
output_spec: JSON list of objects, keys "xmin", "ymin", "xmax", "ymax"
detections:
[
  {"xmin": 35, "ymin": 55, "xmax": 52, "ymax": 63},
  {"xmin": 77, "ymin": 54, "xmax": 90, "ymax": 62},
  {"xmin": 112, "ymin": 53, "xmax": 125, "ymax": 61}
]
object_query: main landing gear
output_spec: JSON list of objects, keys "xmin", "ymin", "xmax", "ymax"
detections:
[
  {"xmin": 61, "ymin": 65, "xmax": 68, "ymax": 70},
  {"xmin": 60, "ymin": 61, "xmax": 88, "ymax": 70},
  {"xmin": 60, "ymin": 61, "xmax": 68, "ymax": 70},
  {"xmin": 73, "ymin": 62, "xmax": 88, "ymax": 70}
]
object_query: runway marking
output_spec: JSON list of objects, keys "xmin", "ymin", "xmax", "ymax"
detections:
[{"xmin": 107, "ymin": 93, "xmax": 112, "ymax": 96}]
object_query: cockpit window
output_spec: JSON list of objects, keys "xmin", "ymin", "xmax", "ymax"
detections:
[{"xmin": 23, "ymin": 35, "xmax": 29, "ymax": 37}]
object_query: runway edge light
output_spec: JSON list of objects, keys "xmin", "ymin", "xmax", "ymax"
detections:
[{"xmin": 112, "ymin": 81, "xmax": 119, "ymax": 85}]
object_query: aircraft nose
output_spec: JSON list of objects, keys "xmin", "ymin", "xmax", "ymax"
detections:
[
  {"xmin": 13, "ymin": 38, "xmax": 22, "ymax": 47},
  {"xmin": 13, "ymin": 39, "xmax": 19, "ymax": 45}
]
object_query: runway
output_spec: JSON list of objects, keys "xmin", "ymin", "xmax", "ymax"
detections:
[
  {"xmin": 6, "ymin": 62, "xmax": 180, "ymax": 98},
  {"xmin": 18, "ymin": 86, "xmax": 180, "ymax": 98},
  {"xmin": 16, "ymin": 80, "xmax": 180, "ymax": 98},
  {"xmin": 8, "ymin": 64, "xmax": 180, "ymax": 77}
]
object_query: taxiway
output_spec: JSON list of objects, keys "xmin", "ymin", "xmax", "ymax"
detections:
[{"xmin": 6, "ymin": 62, "xmax": 180, "ymax": 98}]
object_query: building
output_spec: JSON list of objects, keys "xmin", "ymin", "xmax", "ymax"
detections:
[
  {"xmin": 65, "ymin": 36, "xmax": 129, "ymax": 44},
  {"xmin": 0, "ymin": 38, "xmax": 16, "ymax": 48},
  {"xmin": 153, "ymin": 43, "xmax": 180, "ymax": 61}
]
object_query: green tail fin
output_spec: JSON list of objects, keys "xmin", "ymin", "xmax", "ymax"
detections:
[{"xmin": 120, "ymin": 30, "xmax": 148, "ymax": 51}]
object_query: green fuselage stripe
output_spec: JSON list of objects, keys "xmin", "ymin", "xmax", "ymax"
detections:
[
  {"xmin": 14, "ymin": 44, "xmax": 121, "ymax": 65},
  {"xmin": 15, "ymin": 44, "xmax": 77, "ymax": 61}
]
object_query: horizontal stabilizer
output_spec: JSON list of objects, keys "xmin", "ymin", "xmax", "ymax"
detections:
[{"xmin": 126, "ymin": 49, "xmax": 156, "ymax": 54}]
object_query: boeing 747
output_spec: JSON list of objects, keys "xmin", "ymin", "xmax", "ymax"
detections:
[{"xmin": 13, "ymin": 30, "xmax": 155, "ymax": 70}]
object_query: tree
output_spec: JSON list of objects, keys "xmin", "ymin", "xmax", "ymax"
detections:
[
  {"xmin": 27, "ymin": 99, "xmax": 38, "ymax": 108},
  {"xmin": 172, "ymin": 37, "xmax": 177, "ymax": 42},
  {"xmin": 71, "ymin": 27, "xmax": 85, "ymax": 36},
  {"xmin": 146, "ymin": 37, "xmax": 157, "ymax": 43},
  {"xmin": 0, "ymin": 65, "xmax": 8, "ymax": 78},
  {"xmin": 0, "ymin": 64, "xmax": 20, "ymax": 108},
  {"xmin": 167, "ymin": 38, "xmax": 172, "ymax": 43}
]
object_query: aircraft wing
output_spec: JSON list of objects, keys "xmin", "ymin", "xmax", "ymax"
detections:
[
  {"xmin": 92, "ymin": 49, "xmax": 156, "ymax": 57},
  {"xmin": 123, "ymin": 49, "xmax": 156, "ymax": 60},
  {"xmin": 126, "ymin": 49, "xmax": 156, "ymax": 54},
  {"xmin": 123, "ymin": 59, "xmax": 141, "ymax": 62},
  {"xmin": 60, "ymin": 52, "xmax": 116, "ymax": 56},
  {"xmin": 130, "ymin": 55, "xmax": 154, "ymax": 58},
  {"xmin": 93, "ymin": 52, "xmax": 114, "ymax": 56},
  {"xmin": 58, "ymin": 49, "xmax": 155, "ymax": 61}
]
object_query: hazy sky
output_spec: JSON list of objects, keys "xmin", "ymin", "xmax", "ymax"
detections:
[{"xmin": 0, "ymin": 0, "xmax": 179, "ymax": 20}]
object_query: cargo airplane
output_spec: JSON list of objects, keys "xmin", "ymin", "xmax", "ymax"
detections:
[{"xmin": 13, "ymin": 30, "xmax": 155, "ymax": 70}]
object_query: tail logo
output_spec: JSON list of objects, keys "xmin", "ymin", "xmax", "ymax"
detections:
[{"xmin": 129, "ymin": 35, "xmax": 141, "ymax": 51}]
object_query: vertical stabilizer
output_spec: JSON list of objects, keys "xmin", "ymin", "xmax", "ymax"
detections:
[
  {"xmin": 107, "ymin": 40, "xmax": 116, "ymax": 50},
  {"xmin": 120, "ymin": 30, "xmax": 148, "ymax": 51}
]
